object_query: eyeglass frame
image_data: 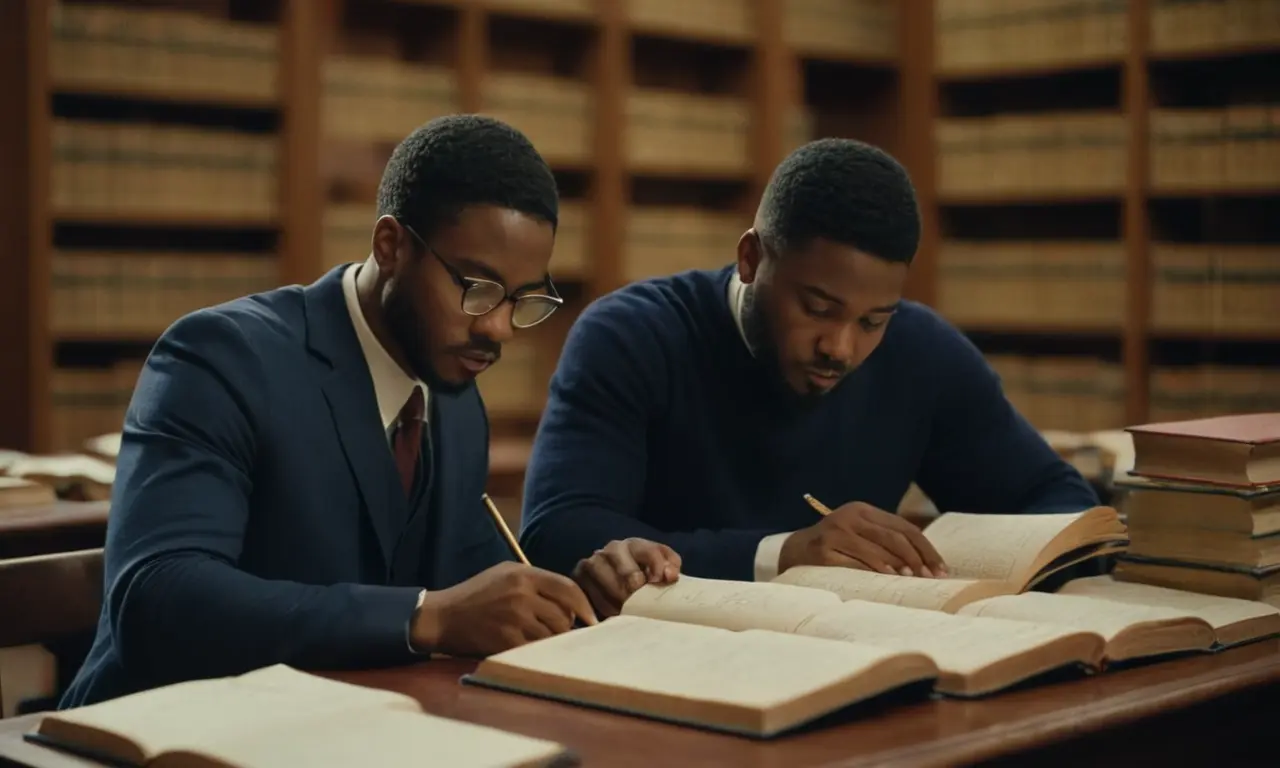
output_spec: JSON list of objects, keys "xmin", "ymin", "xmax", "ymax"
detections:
[{"xmin": 398, "ymin": 219, "xmax": 564, "ymax": 329}]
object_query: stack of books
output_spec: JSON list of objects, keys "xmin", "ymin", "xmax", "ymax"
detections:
[{"xmin": 1112, "ymin": 413, "xmax": 1280, "ymax": 608}]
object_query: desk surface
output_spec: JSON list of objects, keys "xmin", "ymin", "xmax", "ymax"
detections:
[
  {"xmin": 1, "ymin": 640, "xmax": 1275, "ymax": 767},
  {"xmin": 329, "ymin": 639, "xmax": 1280, "ymax": 767},
  {"xmin": 0, "ymin": 502, "xmax": 109, "ymax": 559}
]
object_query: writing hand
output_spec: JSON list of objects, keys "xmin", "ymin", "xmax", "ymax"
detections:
[
  {"xmin": 411, "ymin": 561, "xmax": 598, "ymax": 656},
  {"xmin": 779, "ymin": 501, "xmax": 947, "ymax": 578},
  {"xmin": 571, "ymin": 537, "xmax": 682, "ymax": 618}
]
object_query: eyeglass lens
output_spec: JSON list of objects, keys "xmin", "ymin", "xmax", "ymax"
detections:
[{"xmin": 462, "ymin": 283, "xmax": 557, "ymax": 328}]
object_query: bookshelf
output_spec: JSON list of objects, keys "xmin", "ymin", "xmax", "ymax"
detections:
[
  {"xmin": 5, "ymin": 0, "xmax": 1271, "ymax": 490},
  {"xmin": 0, "ymin": 0, "xmax": 915, "ymax": 506},
  {"xmin": 927, "ymin": 0, "xmax": 1280, "ymax": 433}
]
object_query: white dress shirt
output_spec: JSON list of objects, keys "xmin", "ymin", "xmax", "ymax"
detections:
[
  {"xmin": 341, "ymin": 263, "xmax": 429, "ymax": 437},
  {"xmin": 726, "ymin": 272, "xmax": 798, "ymax": 581}
]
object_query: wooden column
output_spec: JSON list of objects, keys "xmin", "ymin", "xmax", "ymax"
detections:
[
  {"xmin": 900, "ymin": 0, "xmax": 939, "ymax": 308},
  {"xmin": 458, "ymin": 5, "xmax": 487, "ymax": 113},
  {"xmin": 1123, "ymin": 0, "xmax": 1151, "ymax": 424},
  {"xmin": 0, "ymin": 0, "xmax": 52, "ymax": 452},
  {"xmin": 279, "ymin": 0, "xmax": 326, "ymax": 286},
  {"xmin": 589, "ymin": 0, "xmax": 628, "ymax": 297},
  {"xmin": 752, "ymin": 0, "xmax": 799, "ymax": 206}
]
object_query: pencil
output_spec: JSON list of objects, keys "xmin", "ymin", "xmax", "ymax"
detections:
[
  {"xmin": 482, "ymin": 493, "xmax": 531, "ymax": 565},
  {"xmin": 803, "ymin": 493, "xmax": 834, "ymax": 517}
]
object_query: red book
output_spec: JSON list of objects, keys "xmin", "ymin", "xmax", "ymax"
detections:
[{"xmin": 1126, "ymin": 413, "xmax": 1280, "ymax": 488}]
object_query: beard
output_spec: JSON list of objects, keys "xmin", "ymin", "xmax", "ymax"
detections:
[
  {"xmin": 739, "ymin": 281, "xmax": 775, "ymax": 362},
  {"xmin": 740, "ymin": 283, "xmax": 842, "ymax": 405},
  {"xmin": 383, "ymin": 280, "xmax": 473, "ymax": 396}
]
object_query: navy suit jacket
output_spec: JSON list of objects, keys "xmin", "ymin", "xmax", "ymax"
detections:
[{"xmin": 60, "ymin": 266, "xmax": 511, "ymax": 708}]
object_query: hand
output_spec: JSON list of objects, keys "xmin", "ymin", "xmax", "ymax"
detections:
[
  {"xmin": 410, "ymin": 561, "xmax": 598, "ymax": 657},
  {"xmin": 779, "ymin": 501, "xmax": 947, "ymax": 578},
  {"xmin": 571, "ymin": 537, "xmax": 682, "ymax": 618}
]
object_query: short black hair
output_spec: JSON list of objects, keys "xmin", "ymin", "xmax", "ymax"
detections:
[
  {"xmin": 756, "ymin": 137, "xmax": 920, "ymax": 264},
  {"xmin": 376, "ymin": 114, "xmax": 559, "ymax": 239}
]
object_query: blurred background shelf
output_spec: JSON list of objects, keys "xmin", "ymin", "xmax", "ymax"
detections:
[{"xmin": 1, "ymin": 0, "xmax": 1277, "ymax": 505}]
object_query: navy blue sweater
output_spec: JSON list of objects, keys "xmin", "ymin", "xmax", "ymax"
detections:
[{"xmin": 520, "ymin": 265, "xmax": 1099, "ymax": 581}]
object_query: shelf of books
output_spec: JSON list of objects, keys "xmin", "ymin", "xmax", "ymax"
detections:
[
  {"xmin": 13, "ymin": 0, "xmax": 286, "ymax": 455},
  {"xmin": 928, "ymin": 0, "xmax": 1279, "ymax": 436},
  {"xmin": 0, "ymin": 0, "xmax": 914, "ymax": 505}
]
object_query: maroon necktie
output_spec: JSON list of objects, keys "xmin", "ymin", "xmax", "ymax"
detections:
[{"xmin": 392, "ymin": 387, "xmax": 425, "ymax": 497}]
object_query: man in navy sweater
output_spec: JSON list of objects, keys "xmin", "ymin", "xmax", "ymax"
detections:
[{"xmin": 520, "ymin": 138, "xmax": 1099, "ymax": 614}]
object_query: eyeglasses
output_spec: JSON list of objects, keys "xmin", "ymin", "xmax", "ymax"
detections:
[{"xmin": 400, "ymin": 221, "xmax": 563, "ymax": 329}]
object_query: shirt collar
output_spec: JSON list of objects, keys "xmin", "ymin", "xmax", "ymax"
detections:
[{"xmin": 342, "ymin": 263, "xmax": 429, "ymax": 430}]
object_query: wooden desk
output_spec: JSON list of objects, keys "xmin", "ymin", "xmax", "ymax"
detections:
[
  {"xmin": 2, "ymin": 642, "xmax": 1274, "ymax": 767},
  {"xmin": 326, "ymin": 640, "xmax": 1275, "ymax": 767},
  {"xmin": 0, "ymin": 503, "xmax": 108, "ymax": 559}
]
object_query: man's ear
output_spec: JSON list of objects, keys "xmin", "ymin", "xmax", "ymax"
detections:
[
  {"xmin": 371, "ymin": 215, "xmax": 405, "ymax": 274},
  {"xmin": 737, "ymin": 228, "xmax": 763, "ymax": 284}
]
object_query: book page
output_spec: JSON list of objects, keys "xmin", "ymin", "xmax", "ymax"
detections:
[
  {"xmin": 1058, "ymin": 575, "xmax": 1280, "ymax": 630},
  {"xmin": 772, "ymin": 566, "xmax": 1007, "ymax": 611},
  {"xmin": 621, "ymin": 575, "xmax": 841, "ymax": 633},
  {"xmin": 155, "ymin": 708, "xmax": 566, "ymax": 768},
  {"xmin": 794, "ymin": 600, "xmax": 1098, "ymax": 676},
  {"xmin": 6, "ymin": 454, "xmax": 116, "ymax": 486},
  {"xmin": 923, "ymin": 512, "xmax": 1085, "ymax": 584},
  {"xmin": 481, "ymin": 615, "xmax": 920, "ymax": 711},
  {"xmin": 42, "ymin": 665, "xmax": 421, "ymax": 759},
  {"xmin": 956, "ymin": 593, "xmax": 1200, "ymax": 640}
]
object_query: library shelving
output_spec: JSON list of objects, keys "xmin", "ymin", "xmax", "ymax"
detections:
[
  {"xmin": 2, "ymin": 0, "xmax": 291, "ymax": 456},
  {"xmin": 926, "ymin": 0, "xmax": 1280, "ymax": 432},
  {"xmin": 4, "ymin": 0, "xmax": 1276, "ymax": 481},
  {"xmin": 1, "ymin": 0, "xmax": 920, "ymax": 509}
]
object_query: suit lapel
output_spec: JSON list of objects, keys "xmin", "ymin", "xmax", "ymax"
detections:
[
  {"xmin": 303, "ymin": 266, "xmax": 407, "ymax": 568},
  {"xmin": 422, "ymin": 389, "xmax": 464, "ymax": 585},
  {"xmin": 320, "ymin": 373, "xmax": 405, "ymax": 566}
]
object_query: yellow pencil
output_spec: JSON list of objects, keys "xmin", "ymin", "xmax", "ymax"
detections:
[
  {"xmin": 482, "ymin": 493, "xmax": 531, "ymax": 566},
  {"xmin": 803, "ymin": 493, "xmax": 834, "ymax": 517}
]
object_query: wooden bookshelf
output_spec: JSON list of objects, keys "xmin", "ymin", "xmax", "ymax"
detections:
[
  {"xmin": 3, "ymin": 0, "xmax": 1276, "ymax": 470},
  {"xmin": 0, "ymin": 0, "xmax": 916, "ymax": 498},
  {"xmin": 925, "ymin": 0, "xmax": 1280, "ymax": 433}
]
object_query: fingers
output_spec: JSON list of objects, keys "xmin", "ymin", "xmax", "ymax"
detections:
[
  {"xmin": 573, "ymin": 555, "xmax": 631, "ymax": 614},
  {"xmin": 628, "ymin": 539, "xmax": 682, "ymax": 583},
  {"xmin": 829, "ymin": 531, "xmax": 909, "ymax": 576},
  {"xmin": 831, "ymin": 503, "xmax": 945, "ymax": 578},
  {"xmin": 601, "ymin": 542, "xmax": 647, "ymax": 592},
  {"xmin": 813, "ymin": 546, "xmax": 878, "ymax": 573},
  {"xmin": 528, "ymin": 593, "xmax": 576, "ymax": 636},
  {"xmin": 577, "ymin": 573, "xmax": 623, "ymax": 619},
  {"xmin": 882, "ymin": 518, "xmax": 948, "ymax": 577},
  {"xmin": 532, "ymin": 568, "xmax": 599, "ymax": 626},
  {"xmin": 860, "ymin": 511, "xmax": 946, "ymax": 576},
  {"xmin": 860, "ymin": 525, "xmax": 926, "ymax": 577}
]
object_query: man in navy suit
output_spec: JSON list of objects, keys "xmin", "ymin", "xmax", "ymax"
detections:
[{"xmin": 60, "ymin": 115, "xmax": 681, "ymax": 707}]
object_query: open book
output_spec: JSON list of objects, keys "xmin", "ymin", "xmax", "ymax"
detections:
[
  {"xmin": 4, "ymin": 454, "xmax": 115, "ymax": 501},
  {"xmin": 463, "ymin": 612, "xmax": 939, "ymax": 738},
  {"xmin": 1057, "ymin": 575, "xmax": 1280, "ymax": 647},
  {"xmin": 953, "ymin": 592, "xmax": 1216, "ymax": 661},
  {"xmin": 616, "ymin": 563, "xmax": 1280, "ymax": 690},
  {"xmin": 773, "ymin": 507, "xmax": 1127, "ymax": 610},
  {"xmin": 776, "ymin": 560, "xmax": 1280, "ymax": 650},
  {"xmin": 616, "ymin": 576, "xmax": 1104, "ymax": 697},
  {"xmin": 916, "ymin": 507, "xmax": 1126, "ymax": 587},
  {"xmin": 27, "ymin": 664, "xmax": 574, "ymax": 768},
  {"xmin": 0, "ymin": 476, "xmax": 57, "ymax": 509}
]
